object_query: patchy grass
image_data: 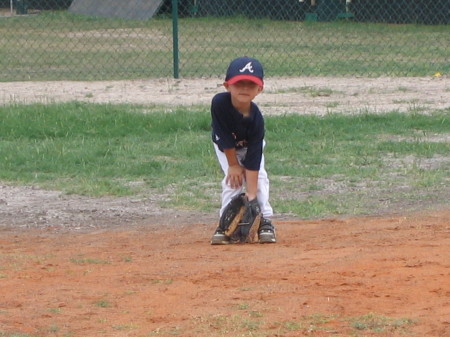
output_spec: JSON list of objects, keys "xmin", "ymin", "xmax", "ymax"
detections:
[
  {"xmin": 348, "ymin": 313, "xmax": 415, "ymax": 334},
  {"xmin": 1, "ymin": 103, "xmax": 448, "ymax": 218},
  {"xmin": 70, "ymin": 256, "xmax": 110, "ymax": 265}
]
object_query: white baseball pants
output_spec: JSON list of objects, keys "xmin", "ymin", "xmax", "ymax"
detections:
[{"xmin": 213, "ymin": 142, "xmax": 273, "ymax": 218}]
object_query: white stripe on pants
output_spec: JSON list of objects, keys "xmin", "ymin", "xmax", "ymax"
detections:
[{"xmin": 213, "ymin": 142, "xmax": 273, "ymax": 218}]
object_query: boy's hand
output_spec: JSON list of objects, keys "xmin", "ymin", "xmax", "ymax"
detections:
[{"xmin": 226, "ymin": 164, "xmax": 245, "ymax": 188}]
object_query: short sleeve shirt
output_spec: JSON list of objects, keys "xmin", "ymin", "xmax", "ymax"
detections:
[{"xmin": 211, "ymin": 92, "xmax": 265, "ymax": 171}]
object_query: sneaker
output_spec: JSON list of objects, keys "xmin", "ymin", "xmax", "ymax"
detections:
[
  {"xmin": 210, "ymin": 228, "xmax": 230, "ymax": 245},
  {"xmin": 259, "ymin": 218, "xmax": 277, "ymax": 243}
]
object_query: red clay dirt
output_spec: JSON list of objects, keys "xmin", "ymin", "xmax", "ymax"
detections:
[{"xmin": 0, "ymin": 209, "xmax": 449, "ymax": 337}]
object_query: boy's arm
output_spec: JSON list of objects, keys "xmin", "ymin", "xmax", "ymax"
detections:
[
  {"xmin": 224, "ymin": 148, "xmax": 245, "ymax": 189},
  {"xmin": 224, "ymin": 149, "xmax": 259, "ymax": 201},
  {"xmin": 244, "ymin": 169, "xmax": 258, "ymax": 201}
]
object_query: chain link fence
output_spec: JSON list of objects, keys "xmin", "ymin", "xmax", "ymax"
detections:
[{"xmin": 0, "ymin": 0, "xmax": 448, "ymax": 81}]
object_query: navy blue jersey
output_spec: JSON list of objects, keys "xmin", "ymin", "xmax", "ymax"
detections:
[{"xmin": 211, "ymin": 92, "xmax": 265, "ymax": 171}]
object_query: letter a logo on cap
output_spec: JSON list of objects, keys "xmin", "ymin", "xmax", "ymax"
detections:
[{"xmin": 239, "ymin": 62, "xmax": 254, "ymax": 74}]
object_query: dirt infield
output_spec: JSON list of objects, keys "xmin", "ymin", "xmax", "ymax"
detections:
[
  {"xmin": 1, "ymin": 76, "xmax": 449, "ymax": 115},
  {"xmin": 0, "ymin": 209, "xmax": 449, "ymax": 337}
]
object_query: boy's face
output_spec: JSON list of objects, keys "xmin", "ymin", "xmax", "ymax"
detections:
[{"xmin": 224, "ymin": 80, "xmax": 263, "ymax": 105}]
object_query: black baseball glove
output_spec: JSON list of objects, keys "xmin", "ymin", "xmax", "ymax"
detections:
[{"xmin": 218, "ymin": 193, "xmax": 262, "ymax": 243}]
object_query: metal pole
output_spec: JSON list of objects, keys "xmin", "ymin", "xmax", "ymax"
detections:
[{"xmin": 172, "ymin": 0, "xmax": 179, "ymax": 79}]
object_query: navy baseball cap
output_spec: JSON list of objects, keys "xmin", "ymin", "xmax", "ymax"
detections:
[{"xmin": 225, "ymin": 57, "xmax": 264, "ymax": 87}]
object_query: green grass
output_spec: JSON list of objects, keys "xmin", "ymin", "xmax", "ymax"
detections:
[
  {"xmin": 153, "ymin": 311, "xmax": 414, "ymax": 336},
  {"xmin": 70, "ymin": 256, "xmax": 111, "ymax": 265},
  {"xmin": 0, "ymin": 12, "xmax": 448, "ymax": 80},
  {"xmin": 0, "ymin": 102, "xmax": 216, "ymax": 198},
  {"xmin": 268, "ymin": 111, "xmax": 450, "ymax": 216},
  {"xmin": 1, "ymin": 102, "xmax": 449, "ymax": 218},
  {"xmin": 349, "ymin": 313, "xmax": 415, "ymax": 334},
  {"xmin": 94, "ymin": 300, "xmax": 111, "ymax": 308}
]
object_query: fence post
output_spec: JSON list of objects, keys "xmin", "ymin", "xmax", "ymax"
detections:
[{"xmin": 172, "ymin": 0, "xmax": 179, "ymax": 79}]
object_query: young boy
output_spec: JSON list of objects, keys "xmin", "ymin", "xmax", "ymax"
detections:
[{"xmin": 210, "ymin": 56, "xmax": 276, "ymax": 244}]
